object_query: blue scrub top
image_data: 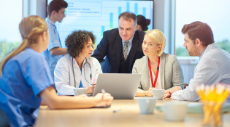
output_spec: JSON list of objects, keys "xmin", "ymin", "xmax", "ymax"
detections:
[
  {"xmin": 79, "ymin": 65, "xmax": 83, "ymax": 88},
  {"xmin": 0, "ymin": 48, "xmax": 54, "ymax": 127},
  {"xmin": 42, "ymin": 18, "xmax": 63, "ymax": 79}
]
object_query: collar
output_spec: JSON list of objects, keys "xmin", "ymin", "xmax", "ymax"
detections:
[
  {"xmin": 69, "ymin": 55, "xmax": 89, "ymax": 66},
  {"xmin": 46, "ymin": 17, "xmax": 56, "ymax": 26},
  {"xmin": 122, "ymin": 36, "xmax": 134, "ymax": 45},
  {"xmin": 199, "ymin": 43, "xmax": 215, "ymax": 60},
  {"xmin": 199, "ymin": 48, "xmax": 206, "ymax": 60}
]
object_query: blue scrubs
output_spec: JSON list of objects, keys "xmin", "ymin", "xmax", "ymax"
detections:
[
  {"xmin": 42, "ymin": 18, "xmax": 63, "ymax": 79},
  {"xmin": 79, "ymin": 66, "xmax": 83, "ymax": 88},
  {"xmin": 0, "ymin": 48, "xmax": 53, "ymax": 127}
]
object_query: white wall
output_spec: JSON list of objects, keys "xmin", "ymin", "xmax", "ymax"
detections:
[
  {"xmin": 153, "ymin": 0, "xmax": 175, "ymax": 55},
  {"xmin": 23, "ymin": 0, "xmax": 46, "ymax": 18},
  {"xmin": 36, "ymin": 0, "xmax": 47, "ymax": 18},
  {"xmin": 153, "ymin": 0, "xmax": 165, "ymax": 33}
]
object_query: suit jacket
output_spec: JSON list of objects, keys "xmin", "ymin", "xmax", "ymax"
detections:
[
  {"xmin": 132, "ymin": 53, "xmax": 184, "ymax": 90},
  {"xmin": 92, "ymin": 28, "xmax": 145, "ymax": 73},
  {"xmin": 172, "ymin": 43, "xmax": 230, "ymax": 101}
]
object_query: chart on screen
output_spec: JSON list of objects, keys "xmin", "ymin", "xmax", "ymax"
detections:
[{"xmin": 47, "ymin": 0, "xmax": 153, "ymax": 47}]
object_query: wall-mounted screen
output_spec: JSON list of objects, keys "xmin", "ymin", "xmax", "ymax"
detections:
[{"xmin": 47, "ymin": 0, "xmax": 154, "ymax": 47}]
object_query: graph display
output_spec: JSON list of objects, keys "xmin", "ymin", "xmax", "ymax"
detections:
[{"xmin": 47, "ymin": 0, "xmax": 153, "ymax": 48}]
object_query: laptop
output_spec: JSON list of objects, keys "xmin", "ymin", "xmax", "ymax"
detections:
[{"xmin": 93, "ymin": 73, "xmax": 142, "ymax": 99}]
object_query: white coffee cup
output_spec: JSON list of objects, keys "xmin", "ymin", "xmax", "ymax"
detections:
[
  {"xmin": 152, "ymin": 89, "xmax": 165, "ymax": 100},
  {"xmin": 163, "ymin": 101, "xmax": 188, "ymax": 121},
  {"xmin": 137, "ymin": 97, "xmax": 157, "ymax": 114},
  {"xmin": 73, "ymin": 88, "xmax": 87, "ymax": 96}
]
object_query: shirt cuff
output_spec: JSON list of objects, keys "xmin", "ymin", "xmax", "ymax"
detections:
[
  {"xmin": 171, "ymin": 90, "xmax": 185, "ymax": 101},
  {"xmin": 48, "ymin": 42, "xmax": 61, "ymax": 51}
]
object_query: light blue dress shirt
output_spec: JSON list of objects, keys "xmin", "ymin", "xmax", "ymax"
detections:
[
  {"xmin": 122, "ymin": 36, "xmax": 134, "ymax": 55},
  {"xmin": 0, "ymin": 48, "xmax": 53, "ymax": 127},
  {"xmin": 199, "ymin": 48, "xmax": 206, "ymax": 60},
  {"xmin": 42, "ymin": 18, "xmax": 63, "ymax": 79}
]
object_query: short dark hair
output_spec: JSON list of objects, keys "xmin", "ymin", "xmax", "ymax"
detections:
[
  {"xmin": 65, "ymin": 30, "xmax": 95, "ymax": 58},
  {"xmin": 47, "ymin": 0, "xmax": 68, "ymax": 16},
  {"xmin": 182, "ymin": 21, "xmax": 214, "ymax": 46},
  {"xmin": 119, "ymin": 12, "xmax": 137, "ymax": 24},
  {"xmin": 137, "ymin": 15, "xmax": 150, "ymax": 31}
]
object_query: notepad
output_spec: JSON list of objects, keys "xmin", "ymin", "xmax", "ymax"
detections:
[{"xmin": 155, "ymin": 102, "xmax": 230, "ymax": 114}]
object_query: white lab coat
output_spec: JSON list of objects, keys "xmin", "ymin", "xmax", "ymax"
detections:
[
  {"xmin": 172, "ymin": 43, "xmax": 230, "ymax": 101},
  {"xmin": 54, "ymin": 55, "xmax": 102, "ymax": 95}
]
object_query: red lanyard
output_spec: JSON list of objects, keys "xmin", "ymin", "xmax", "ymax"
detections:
[{"xmin": 148, "ymin": 57, "xmax": 160, "ymax": 88}]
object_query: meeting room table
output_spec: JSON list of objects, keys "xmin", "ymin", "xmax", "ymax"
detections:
[{"xmin": 34, "ymin": 98, "xmax": 230, "ymax": 127}]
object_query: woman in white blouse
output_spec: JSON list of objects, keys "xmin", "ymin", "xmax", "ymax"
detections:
[
  {"xmin": 132, "ymin": 29, "xmax": 184, "ymax": 97},
  {"xmin": 54, "ymin": 30, "xmax": 102, "ymax": 95}
]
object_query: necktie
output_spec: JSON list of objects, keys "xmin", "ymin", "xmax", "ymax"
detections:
[{"xmin": 123, "ymin": 41, "xmax": 129, "ymax": 60}]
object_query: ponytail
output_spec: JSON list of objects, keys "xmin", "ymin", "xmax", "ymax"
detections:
[
  {"xmin": 0, "ymin": 39, "xmax": 28, "ymax": 76},
  {"xmin": 0, "ymin": 15, "xmax": 48, "ymax": 77}
]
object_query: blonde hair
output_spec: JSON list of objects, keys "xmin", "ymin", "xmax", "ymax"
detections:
[
  {"xmin": 0, "ymin": 16, "xmax": 48, "ymax": 76},
  {"xmin": 145, "ymin": 29, "xmax": 166, "ymax": 56}
]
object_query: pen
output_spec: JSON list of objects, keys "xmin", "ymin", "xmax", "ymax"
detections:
[
  {"xmin": 113, "ymin": 109, "xmax": 122, "ymax": 113},
  {"xmin": 101, "ymin": 89, "xmax": 105, "ymax": 100},
  {"xmin": 92, "ymin": 78, "xmax": 96, "ymax": 85}
]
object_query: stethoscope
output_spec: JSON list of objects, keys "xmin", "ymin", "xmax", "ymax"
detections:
[{"xmin": 72, "ymin": 58, "xmax": 92, "ymax": 88}]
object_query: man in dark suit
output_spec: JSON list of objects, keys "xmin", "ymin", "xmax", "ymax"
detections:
[{"xmin": 92, "ymin": 12, "xmax": 145, "ymax": 73}]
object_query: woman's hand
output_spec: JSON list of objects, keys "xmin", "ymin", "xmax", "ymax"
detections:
[
  {"xmin": 94, "ymin": 93, "xmax": 114, "ymax": 107},
  {"xmin": 163, "ymin": 86, "xmax": 182, "ymax": 99},
  {"xmin": 86, "ymin": 85, "xmax": 95, "ymax": 94},
  {"xmin": 163, "ymin": 92, "xmax": 171, "ymax": 99},
  {"xmin": 76, "ymin": 94, "xmax": 88, "ymax": 98},
  {"xmin": 146, "ymin": 88, "xmax": 155, "ymax": 97}
]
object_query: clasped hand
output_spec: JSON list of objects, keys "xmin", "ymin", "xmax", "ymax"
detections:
[
  {"xmin": 86, "ymin": 85, "xmax": 95, "ymax": 94},
  {"xmin": 145, "ymin": 88, "xmax": 155, "ymax": 97},
  {"xmin": 146, "ymin": 88, "xmax": 171, "ymax": 99}
]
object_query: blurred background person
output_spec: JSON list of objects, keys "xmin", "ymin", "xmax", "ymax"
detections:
[
  {"xmin": 136, "ymin": 15, "xmax": 150, "ymax": 32},
  {"xmin": 132, "ymin": 29, "xmax": 184, "ymax": 97},
  {"xmin": 42, "ymin": 0, "xmax": 68, "ymax": 79}
]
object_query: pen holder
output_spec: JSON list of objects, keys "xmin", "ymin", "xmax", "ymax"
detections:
[{"xmin": 202, "ymin": 101, "xmax": 223, "ymax": 127}]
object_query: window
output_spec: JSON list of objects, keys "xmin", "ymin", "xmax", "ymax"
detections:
[
  {"xmin": 175, "ymin": 0, "xmax": 230, "ymax": 56},
  {"xmin": 0, "ymin": 0, "xmax": 23, "ymax": 60},
  {"xmin": 174, "ymin": 0, "xmax": 230, "ymax": 83}
]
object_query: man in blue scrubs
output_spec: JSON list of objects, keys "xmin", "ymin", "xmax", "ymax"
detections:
[{"xmin": 42, "ymin": 0, "xmax": 68, "ymax": 79}]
